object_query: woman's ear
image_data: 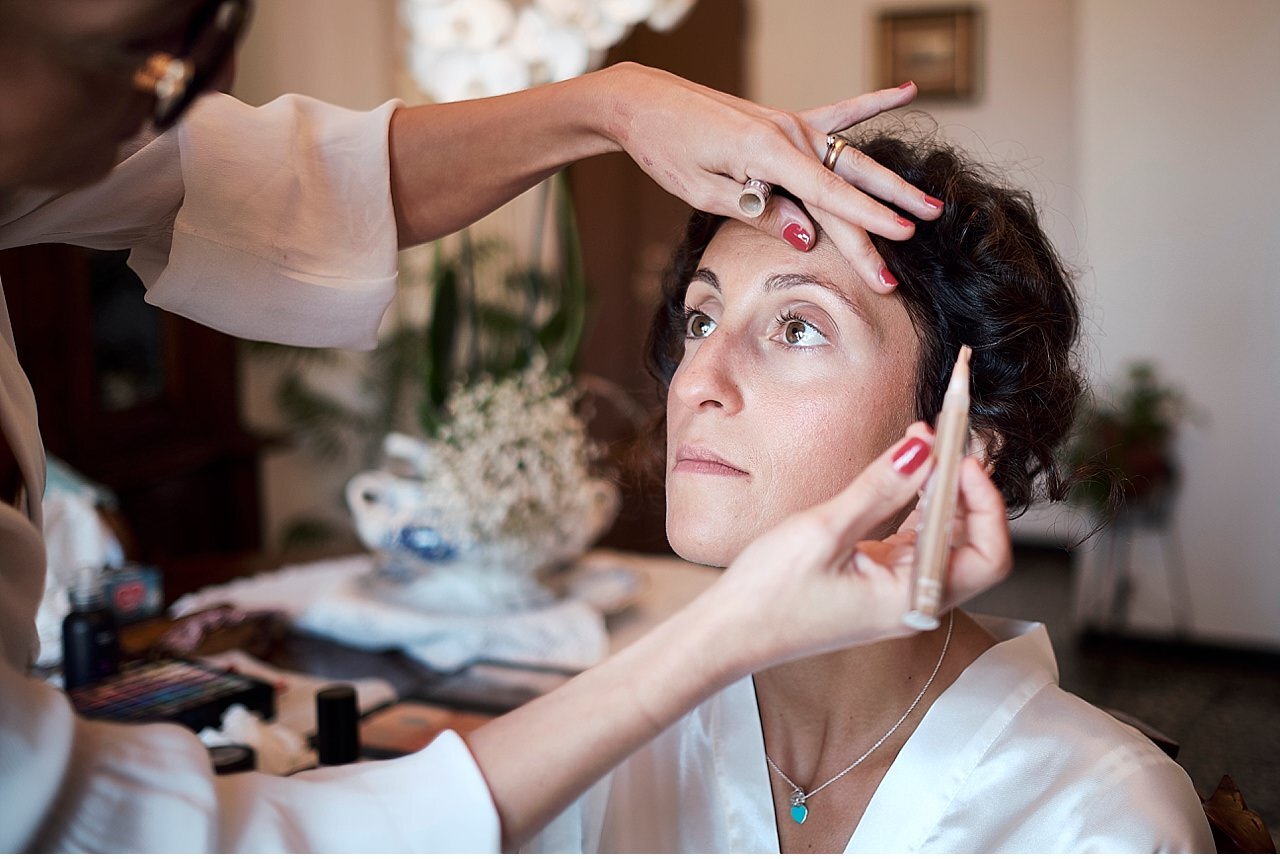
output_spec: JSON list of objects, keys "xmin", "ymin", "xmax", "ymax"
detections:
[{"xmin": 968, "ymin": 428, "xmax": 1002, "ymax": 476}]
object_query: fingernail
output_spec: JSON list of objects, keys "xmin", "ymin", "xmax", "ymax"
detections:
[
  {"xmin": 878, "ymin": 265, "xmax": 899, "ymax": 288},
  {"xmin": 898, "ymin": 80, "xmax": 915, "ymax": 89},
  {"xmin": 892, "ymin": 436, "xmax": 931, "ymax": 475},
  {"xmin": 853, "ymin": 551, "xmax": 882, "ymax": 576},
  {"xmin": 783, "ymin": 222, "xmax": 813, "ymax": 251},
  {"xmin": 923, "ymin": 195, "xmax": 944, "ymax": 210},
  {"xmin": 894, "ymin": 214, "xmax": 913, "ymax": 229}
]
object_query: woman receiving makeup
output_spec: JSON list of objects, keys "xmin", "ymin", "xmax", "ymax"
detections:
[{"xmin": 523, "ymin": 133, "xmax": 1214, "ymax": 853}]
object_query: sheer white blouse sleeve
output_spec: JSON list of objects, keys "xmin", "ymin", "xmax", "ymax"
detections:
[
  {"xmin": 2, "ymin": 656, "xmax": 498, "ymax": 852},
  {"xmin": 1, "ymin": 91, "xmax": 403, "ymax": 349}
]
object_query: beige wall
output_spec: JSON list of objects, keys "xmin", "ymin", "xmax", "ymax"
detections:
[
  {"xmin": 1075, "ymin": 0, "xmax": 1280, "ymax": 645},
  {"xmin": 233, "ymin": 0, "xmax": 396, "ymax": 109},
  {"xmin": 747, "ymin": 0, "xmax": 1080, "ymax": 261}
]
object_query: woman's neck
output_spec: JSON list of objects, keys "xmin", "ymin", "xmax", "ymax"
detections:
[{"xmin": 753, "ymin": 610, "xmax": 996, "ymax": 789}]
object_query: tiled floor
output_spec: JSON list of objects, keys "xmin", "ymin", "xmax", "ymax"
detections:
[{"xmin": 965, "ymin": 545, "xmax": 1280, "ymax": 843}]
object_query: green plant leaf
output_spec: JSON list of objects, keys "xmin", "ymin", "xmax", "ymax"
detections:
[
  {"xmin": 544, "ymin": 171, "xmax": 586, "ymax": 375},
  {"xmin": 363, "ymin": 325, "xmax": 429, "ymax": 461},
  {"xmin": 240, "ymin": 339, "xmax": 342, "ymax": 367},
  {"xmin": 474, "ymin": 302, "xmax": 533, "ymax": 376},
  {"xmin": 505, "ymin": 265, "xmax": 553, "ymax": 357},
  {"xmin": 423, "ymin": 261, "xmax": 461, "ymax": 430},
  {"xmin": 275, "ymin": 374, "xmax": 368, "ymax": 463}
]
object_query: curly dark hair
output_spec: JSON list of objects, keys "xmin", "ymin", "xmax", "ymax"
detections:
[{"xmin": 645, "ymin": 133, "xmax": 1085, "ymax": 516}]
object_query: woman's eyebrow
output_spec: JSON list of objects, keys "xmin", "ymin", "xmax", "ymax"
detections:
[
  {"xmin": 692, "ymin": 268, "xmax": 721, "ymax": 291},
  {"xmin": 690, "ymin": 267, "xmax": 875, "ymax": 333},
  {"xmin": 762, "ymin": 272, "xmax": 874, "ymax": 328}
]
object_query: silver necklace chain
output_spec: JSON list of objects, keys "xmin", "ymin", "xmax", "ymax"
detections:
[{"xmin": 764, "ymin": 610, "xmax": 954, "ymax": 806}]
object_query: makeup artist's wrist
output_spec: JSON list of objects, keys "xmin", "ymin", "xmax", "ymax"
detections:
[
  {"xmin": 667, "ymin": 581, "xmax": 767, "ymax": 688},
  {"xmin": 536, "ymin": 64, "xmax": 621, "ymax": 162},
  {"xmin": 657, "ymin": 564, "xmax": 849, "ymax": 687},
  {"xmin": 578, "ymin": 62, "xmax": 654, "ymax": 158},
  {"xmin": 617, "ymin": 588, "xmax": 747, "ymax": 730}
]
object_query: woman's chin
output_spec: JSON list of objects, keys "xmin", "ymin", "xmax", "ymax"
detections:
[{"xmin": 667, "ymin": 527, "xmax": 741, "ymax": 569}]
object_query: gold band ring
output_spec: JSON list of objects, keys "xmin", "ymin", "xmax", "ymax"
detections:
[{"xmin": 823, "ymin": 134, "xmax": 851, "ymax": 171}]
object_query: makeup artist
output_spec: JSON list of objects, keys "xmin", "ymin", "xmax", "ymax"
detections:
[{"xmin": 0, "ymin": 0, "xmax": 1009, "ymax": 851}]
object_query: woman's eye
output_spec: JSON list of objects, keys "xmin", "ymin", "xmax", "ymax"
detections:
[
  {"xmin": 780, "ymin": 317, "xmax": 828, "ymax": 346},
  {"xmin": 685, "ymin": 311, "xmax": 717, "ymax": 339}
]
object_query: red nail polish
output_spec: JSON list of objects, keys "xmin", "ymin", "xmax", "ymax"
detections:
[
  {"xmin": 898, "ymin": 80, "xmax": 915, "ymax": 89},
  {"xmin": 923, "ymin": 195, "xmax": 944, "ymax": 210},
  {"xmin": 895, "ymin": 214, "xmax": 913, "ymax": 228},
  {"xmin": 878, "ymin": 266, "xmax": 899, "ymax": 288},
  {"xmin": 784, "ymin": 222, "xmax": 813, "ymax": 251},
  {"xmin": 892, "ymin": 437, "xmax": 931, "ymax": 475}
]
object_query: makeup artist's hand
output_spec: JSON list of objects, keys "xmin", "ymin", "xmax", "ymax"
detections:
[
  {"xmin": 703, "ymin": 423, "xmax": 1011, "ymax": 673},
  {"xmin": 601, "ymin": 63, "xmax": 941, "ymax": 294},
  {"xmin": 390, "ymin": 62, "xmax": 938, "ymax": 290},
  {"xmin": 853, "ymin": 454, "xmax": 1014, "ymax": 608}
]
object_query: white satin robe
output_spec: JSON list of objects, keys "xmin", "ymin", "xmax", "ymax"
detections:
[{"xmin": 525, "ymin": 616, "xmax": 1214, "ymax": 853}]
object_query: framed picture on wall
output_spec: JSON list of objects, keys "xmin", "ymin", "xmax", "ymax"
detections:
[{"xmin": 877, "ymin": 7, "xmax": 981, "ymax": 100}]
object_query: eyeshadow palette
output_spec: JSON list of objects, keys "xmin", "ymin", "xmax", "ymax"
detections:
[{"xmin": 69, "ymin": 659, "xmax": 275, "ymax": 732}]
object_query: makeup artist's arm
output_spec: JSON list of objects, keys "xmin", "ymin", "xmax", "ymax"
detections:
[
  {"xmin": 388, "ymin": 62, "xmax": 938, "ymax": 293},
  {"xmin": 470, "ymin": 424, "xmax": 1012, "ymax": 849}
]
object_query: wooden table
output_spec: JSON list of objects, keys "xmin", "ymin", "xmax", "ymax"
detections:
[{"xmin": 125, "ymin": 549, "xmax": 719, "ymax": 728}]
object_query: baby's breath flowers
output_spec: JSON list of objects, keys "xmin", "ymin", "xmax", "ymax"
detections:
[{"xmin": 378, "ymin": 356, "xmax": 619, "ymax": 579}]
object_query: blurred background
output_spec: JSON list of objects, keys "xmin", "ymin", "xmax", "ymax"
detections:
[
  {"xmin": 2, "ymin": 0, "xmax": 1275, "ymax": 832},
  {"xmin": 224, "ymin": 0, "xmax": 1279, "ymax": 651}
]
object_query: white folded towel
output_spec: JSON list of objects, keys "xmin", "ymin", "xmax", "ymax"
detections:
[{"xmin": 171, "ymin": 555, "xmax": 608, "ymax": 672}]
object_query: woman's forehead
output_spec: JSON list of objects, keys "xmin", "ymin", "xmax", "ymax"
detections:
[
  {"xmin": 699, "ymin": 221, "xmax": 872, "ymax": 293},
  {"xmin": 695, "ymin": 220, "xmax": 908, "ymax": 328}
]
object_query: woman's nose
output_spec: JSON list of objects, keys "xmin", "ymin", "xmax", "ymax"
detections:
[{"xmin": 670, "ymin": 331, "xmax": 745, "ymax": 414}]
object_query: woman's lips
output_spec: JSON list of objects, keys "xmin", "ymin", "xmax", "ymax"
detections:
[{"xmin": 672, "ymin": 445, "xmax": 749, "ymax": 477}]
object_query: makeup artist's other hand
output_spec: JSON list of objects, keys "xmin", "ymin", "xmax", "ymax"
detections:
[
  {"xmin": 599, "ymin": 63, "xmax": 942, "ymax": 295},
  {"xmin": 702, "ymin": 424, "xmax": 1010, "ymax": 673}
]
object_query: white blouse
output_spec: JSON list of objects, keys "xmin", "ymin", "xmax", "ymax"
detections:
[
  {"xmin": 525, "ymin": 616, "xmax": 1215, "ymax": 853},
  {"xmin": 0, "ymin": 92, "xmax": 498, "ymax": 851}
]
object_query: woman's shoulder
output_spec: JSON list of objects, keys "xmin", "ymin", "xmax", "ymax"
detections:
[
  {"xmin": 989, "ymin": 683, "xmax": 1214, "ymax": 850},
  {"xmin": 926, "ymin": 617, "xmax": 1215, "ymax": 851},
  {"xmin": 1017, "ymin": 681, "xmax": 1186, "ymax": 772}
]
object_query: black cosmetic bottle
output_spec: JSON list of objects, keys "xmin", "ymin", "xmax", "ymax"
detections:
[
  {"xmin": 62, "ymin": 567, "xmax": 120, "ymax": 689},
  {"xmin": 315, "ymin": 684, "xmax": 360, "ymax": 766}
]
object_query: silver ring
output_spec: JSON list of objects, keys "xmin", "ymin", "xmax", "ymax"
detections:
[
  {"xmin": 823, "ymin": 134, "xmax": 851, "ymax": 171},
  {"xmin": 738, "ymin": 178, "xmax": 772, "ymax": 217}
]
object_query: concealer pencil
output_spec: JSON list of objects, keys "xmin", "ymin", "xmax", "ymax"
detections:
[{"xmin": 904, "ymin": 344, "xmax": 972, "ymax": 631}]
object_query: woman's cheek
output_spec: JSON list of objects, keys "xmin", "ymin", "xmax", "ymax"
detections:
[{"xmin": 757, "ymin": 382, "xmax": 888, "ymax": 511}]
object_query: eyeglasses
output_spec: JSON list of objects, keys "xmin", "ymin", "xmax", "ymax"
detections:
[{"xmin": 130, "ymin": 0, "xmax": 251, "ymax": 130}]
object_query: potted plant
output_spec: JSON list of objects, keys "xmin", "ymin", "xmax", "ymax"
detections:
[{"xmin": 1071, "ymin": 361, "xmax": 1196, "ymax": 524}]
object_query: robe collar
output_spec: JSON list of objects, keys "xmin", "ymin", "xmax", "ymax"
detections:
[{"xmin": 707, "ymin": 616, "xmax": 1056, "ymax": 853}]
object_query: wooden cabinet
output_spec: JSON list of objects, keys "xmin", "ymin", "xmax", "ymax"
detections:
[{"xmin": 0, "ymin": 243, "xmax": 266, "ymax": 562}]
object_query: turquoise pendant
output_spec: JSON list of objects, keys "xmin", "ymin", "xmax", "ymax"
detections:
[{"xmin": 789, "ymin": 789, "xmax": 809, "ymax": 825}]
